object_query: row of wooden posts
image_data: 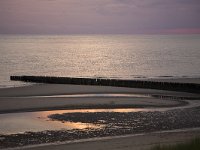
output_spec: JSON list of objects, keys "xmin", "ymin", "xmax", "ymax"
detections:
[{"xmin": 10, "ymin": 75, "xmax": 200, "ymax": 93}]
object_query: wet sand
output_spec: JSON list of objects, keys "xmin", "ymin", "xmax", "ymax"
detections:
[
  {"xmin": 15, "ymin": 128, "xmax": 200, "ymax": 150},
  {"xmin": 0, "ymin": 81, "xmax": 200, "ymax": 149},
  {"xmin": 0, "ymin": 84, "xmax": 199, "ymax": 114}
]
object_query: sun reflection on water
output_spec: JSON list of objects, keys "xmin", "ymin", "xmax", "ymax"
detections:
[
  {"xmin": 39, "ymin": 108, "xmax": 146, "ymax": 118},
  {"xmin": 0, "ymin": 108, "xmax": 148, "ymax": 134}
]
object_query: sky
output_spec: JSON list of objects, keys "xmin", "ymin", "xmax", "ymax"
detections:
[{"xmin": 0, "ymin": 0, "xmax": 200, "ymax": 34}]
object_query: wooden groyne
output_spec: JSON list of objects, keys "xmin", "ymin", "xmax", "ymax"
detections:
[{"xmin": 10, "ymin": 75, "xmax": 200, "ymax": 93}]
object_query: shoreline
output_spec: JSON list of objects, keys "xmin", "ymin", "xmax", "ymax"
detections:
[{"xmin": 1, "ymin": 83, "xmax": 198, "ymax": 97}]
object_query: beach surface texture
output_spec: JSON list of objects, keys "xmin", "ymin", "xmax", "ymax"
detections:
[{"xmin": 0, "ymin": 78, "xmax": 200, "ymax": 150}]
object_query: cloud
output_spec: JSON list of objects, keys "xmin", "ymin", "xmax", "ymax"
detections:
[{"xmin": 0, "ymin": 0, "xmax": 200, "ymax": 34}]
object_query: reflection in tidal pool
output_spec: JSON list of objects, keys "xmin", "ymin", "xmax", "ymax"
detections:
[
  {"xmin": 31, "ymin": 93, "xmax": 150, "ymax": 98},
  {"xmin": 0, "ymin": 108, "xmax": 145, "ymax": 135}
]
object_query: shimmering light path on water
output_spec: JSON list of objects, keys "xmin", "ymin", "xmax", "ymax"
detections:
[{"xmin": 0, "ymin": 34, "xmax": 200, "ymax": 88}]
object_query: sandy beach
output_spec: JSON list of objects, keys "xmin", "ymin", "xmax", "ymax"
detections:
[{"xmin": 0, "ymin": 80, "xmax": 200, "ymax": 150}]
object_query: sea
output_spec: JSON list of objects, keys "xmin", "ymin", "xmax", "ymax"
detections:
[{"xmin": 0, "ymin": 34, "xmax": 200, "ymax": 88}]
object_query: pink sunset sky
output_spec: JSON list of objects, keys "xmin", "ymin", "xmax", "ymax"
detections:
[{"xmin": 0, "ymin": 0, "xmax": 200, "ymax": 34}]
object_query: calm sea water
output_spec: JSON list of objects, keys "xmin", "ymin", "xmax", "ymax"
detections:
[{"xmin": 0, "ymin": 34, "xmax": 200, "ymax": 88}]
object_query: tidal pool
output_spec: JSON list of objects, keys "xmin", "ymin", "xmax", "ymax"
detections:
[
  {"xmin": 0, "ymin": 99, "xmax": 198, "ymax": 135},
  {"xmin": 0, "ymin": 108, "xmax": 147, "ymax": 134},
  {"xmin": 1, "ymin": 105, "xmax": 200, "ymax": 148}
]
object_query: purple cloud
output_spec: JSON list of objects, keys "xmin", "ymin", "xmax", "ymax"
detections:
[{"xmin": 0, "ymin": 0, "xmax": 200, "ymax": 34}]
